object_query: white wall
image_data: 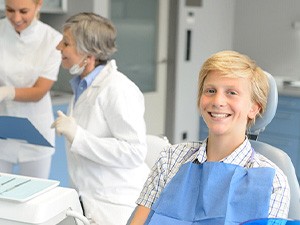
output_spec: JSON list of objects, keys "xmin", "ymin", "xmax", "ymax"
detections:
[
  {"xmin": 233, "ymin": 0, "xmax": 300, "ymax": 80},
  {"xmin": 166, "ymin": 0, "xmax": 236, "ymax": 143}
]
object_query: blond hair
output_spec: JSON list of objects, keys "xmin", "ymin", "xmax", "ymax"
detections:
[
  {"xmin": 197, "ymin": 50, "xmax": 269, "ymax": 128},
  {"xmin": 32, "ymin": 0, "xmax": 41, "ymax": 19}
]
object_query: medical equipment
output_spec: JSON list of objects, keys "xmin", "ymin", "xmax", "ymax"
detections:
[{"xmin": 0, "ymin": 173, "xmax": 89, "ymax": 225}]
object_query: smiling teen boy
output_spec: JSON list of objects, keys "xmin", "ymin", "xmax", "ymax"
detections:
[{"xmin": 129, "ymin": 50, "xmax": 290, "ymax": 225}]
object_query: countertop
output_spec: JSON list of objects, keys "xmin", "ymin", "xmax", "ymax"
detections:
[
  {"xmin": 275, "ymin": 77, "xmax": 300, "ymax": 97},
  {"xmin": 50, "ymin": 91, "xmax": 72, "ymax": 105},
  {"xmin": 277, "ymin": 86, "xmax": 300, "ymax": 97}
]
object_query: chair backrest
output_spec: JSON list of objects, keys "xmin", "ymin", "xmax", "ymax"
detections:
[
  {"xmin": 247, "ymin": 72, "xmax": 300, "ymax": 219},
  {"xmin": 248, "ymin": 71, "xmax": 278, "ymax": 140},
  {"xmin": 125, "ymin": 135, "xmax": 170, "ymax": 224},
  {"xmin": 146, "ymin": 134, "xmax": 170, "ymax": 168},
  {"xmin": 251, "ymin": 140, "xmax": 300, "ymax": 219}
]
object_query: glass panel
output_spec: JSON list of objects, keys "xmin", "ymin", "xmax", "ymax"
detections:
[{"xmin": 110, "ymin": 0, "xmax": 158, "ymax": 92}]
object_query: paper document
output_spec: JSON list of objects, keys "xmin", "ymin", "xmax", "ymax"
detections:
[{"xmin": 0, "ymin": 116, "xmax": 52, "ymax": 147}]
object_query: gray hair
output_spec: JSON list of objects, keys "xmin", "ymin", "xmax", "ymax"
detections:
[{"xmin": 63, "ymin": 12, "xmax": 117, "ymax": 63}]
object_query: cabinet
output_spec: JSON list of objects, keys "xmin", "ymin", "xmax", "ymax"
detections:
[
  {"xmin": 199, "ymin": 95, "xmax": 300, "ymax": 179},
  {"xmin": 258, "ymin": 95, "xmax": 300, "ymax": 178},
  {"xmin": 0, "ymin": 0, "xmax": 67, "ymax": 14}
]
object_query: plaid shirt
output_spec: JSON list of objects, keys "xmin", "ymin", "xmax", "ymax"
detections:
[{"xmin": 137, "ymin": 138, "xmax": 290, "ymax": 218}]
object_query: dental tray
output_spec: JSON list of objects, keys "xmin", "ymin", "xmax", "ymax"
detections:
[{"xmin": 0, "ymin": 173, "xmax": 59, "ymax": 202}]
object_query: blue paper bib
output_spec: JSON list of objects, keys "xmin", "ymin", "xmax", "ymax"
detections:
[{"xmin": 146, "ymin": 161, "xmax": 275, "ymax": 225}]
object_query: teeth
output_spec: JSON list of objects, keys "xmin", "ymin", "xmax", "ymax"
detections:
[{"xmin": 211, "ymin": 113, "xmax": 228, "ymax": 118}]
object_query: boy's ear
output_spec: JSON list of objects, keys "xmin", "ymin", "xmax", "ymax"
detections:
[{"xmin": 248, "ymin": 103, "xmax": 261, "ymax": 119}]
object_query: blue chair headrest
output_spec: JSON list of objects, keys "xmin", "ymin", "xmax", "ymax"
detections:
[{"xmin": 248, "ymin": 71, "xmax": 278, "ymax": 137}]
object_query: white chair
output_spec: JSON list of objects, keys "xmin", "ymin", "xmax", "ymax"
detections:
[
  {"xmin": 125, "ymin": 135, "xmax": 170, "ymax": 225},
  {"xmin": 145, "ymin": 134, "xmax": 170, "ymax": 168},
  {"xmin": 248, "ymin": 72, "xmax": 300, "ymax": 219}
]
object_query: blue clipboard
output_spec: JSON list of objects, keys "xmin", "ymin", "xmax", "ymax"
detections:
[{"xmin": 0, "ymin": 116, "xmax": 52, "ymax": 147}]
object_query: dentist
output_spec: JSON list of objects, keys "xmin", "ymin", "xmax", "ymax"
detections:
[{"xmin": 52, "ymin": 12, "xmax": 149, "ymax": 225}]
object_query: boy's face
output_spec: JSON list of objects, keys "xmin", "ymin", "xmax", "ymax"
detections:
[{"xmin": 199, "ymin": 70, "xmax": 259, "ymax": 138}]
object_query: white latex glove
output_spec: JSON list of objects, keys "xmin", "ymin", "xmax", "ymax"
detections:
[
  {"xmin": 51, "ymin": 110, "xmax": 77, "ymax": 143},
  {"xmin": 0, "ymin": 86, "xmax": 15, "ymax": 102}
]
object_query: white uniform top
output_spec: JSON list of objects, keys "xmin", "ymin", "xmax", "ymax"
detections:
[
  {"xmin": 0, "ymin": 18, "xmax": 62, "ymax": 163},
  {"xmin": 67, "ymin": 60, "xmax": 150, "ymax": 225}
]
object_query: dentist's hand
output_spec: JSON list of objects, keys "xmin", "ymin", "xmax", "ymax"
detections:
[
  {"xmin": 51, "ymin": 110, "xmax": 77, "ymax": 143},
  {"xmin": 0, "ymin": 86, "xmax": 15, "ymax": 102}
]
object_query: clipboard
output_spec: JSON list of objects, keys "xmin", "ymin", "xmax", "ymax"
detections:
[{"xmin": 0, "ymin": 116, "xmax": 52, "ymax": 147}]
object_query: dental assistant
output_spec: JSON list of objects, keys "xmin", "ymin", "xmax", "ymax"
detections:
[
  {"xmin": 0, "ymin": 0, "xmax": 62, "ymax": 178},
  {"xmin": 52, "ymin": 13, "xmax": 149, "ymax": 225}
]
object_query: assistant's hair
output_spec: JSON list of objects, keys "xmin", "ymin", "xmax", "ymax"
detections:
[
  {"xmin": 197, "ymin": 50, "xmax": 269, "ymax": 127},
  {"xmin": 32, "ymin": 0, "xmax": 41, "ymax": 19},
  {"xmin": 63, "ymin": 12, "xmax": 117, "ymax": 64}
]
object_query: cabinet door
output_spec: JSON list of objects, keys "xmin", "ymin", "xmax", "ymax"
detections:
[
  {"xmin": 258, "ymin": 95, "xmax": 300, "ymax": 179},
  {"xmin": 263, "ymin": 109, "xmax": 300, "ymax": 137}
]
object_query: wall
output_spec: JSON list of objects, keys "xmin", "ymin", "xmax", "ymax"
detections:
[
  {"xmin": 166, "ymin": 0, "xmax": 236, "ymax": 143},
  {"xmin": 233, "ymin": 0, "xmax": 300, "ymax": 80}
]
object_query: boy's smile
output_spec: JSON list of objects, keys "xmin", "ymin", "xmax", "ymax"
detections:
[{"xmin": 209, "ymin": 112, "xmax": 230, "ymax": 118}]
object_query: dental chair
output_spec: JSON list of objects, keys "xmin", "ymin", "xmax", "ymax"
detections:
[
  {"xmin": 145, "ymin": 134, "xmax": 171, "ymax": 168},
  {"xmin": 247, "ymin": 72, "xmax": 300, "ymax": 219},
  {"xmin": 125, "ymin": 134, "xmax": 170, "ymax": 225}
]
